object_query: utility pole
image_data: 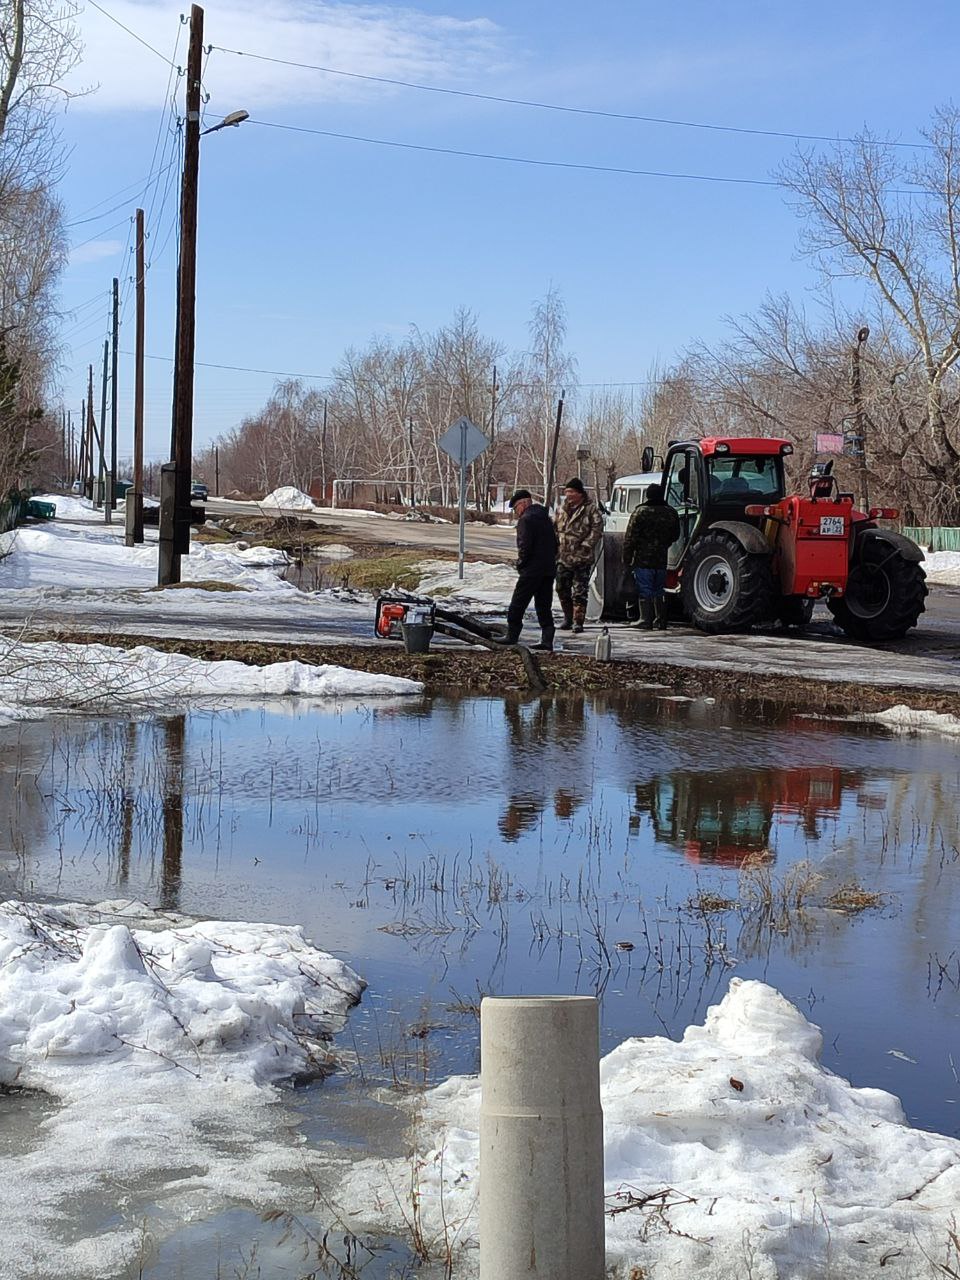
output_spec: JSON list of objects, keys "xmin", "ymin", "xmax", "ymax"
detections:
[
  {"xmin": 99, "ymin": 338, "xmax": 109, "ymax": 517},
  {"xmin": 407, "ymin": 416, "xmax": 415, "ymax": 507},
  {"xmin": 110, "ymin": 276, "xmax": 119, "ymax": 511},
  {"xmin": 127, "ymin": 208, "xmax": 146, "ymax": 545},
  {"xmin": 851, "ymin": 326, "xmax": 870, "ymax": 511},
  {"xmin": 545, "ymin": 391, "xmax": 566, "ymax": 510},
  {"xmin": 320, "ymin": 399, "xmax": 328, "ymax": 502},
  {"xmin": 159, "ymin": 3, "xmax": 204, "ymax": 585},
  {"xmin": 86, "ymin": 366, "xmax": 94, "ymax": 499},
  {"xmin": 214, "ymin": 445, "xmax": 219, "ymax": 497}
]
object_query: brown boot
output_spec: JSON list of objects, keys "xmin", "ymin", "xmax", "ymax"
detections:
[{"xmin": 572, "ymin": 604, "xmax": 586, "ymax": 634}]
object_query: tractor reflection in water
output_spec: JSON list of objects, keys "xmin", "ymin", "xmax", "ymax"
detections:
[{"xmin": 631, "ymin": 766, "xmax": 861, "ymax": 866}]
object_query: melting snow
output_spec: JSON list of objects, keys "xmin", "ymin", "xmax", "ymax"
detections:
[{"xmin": 336, "ymin": 979, "xmax": 960, "ymax": 1278}]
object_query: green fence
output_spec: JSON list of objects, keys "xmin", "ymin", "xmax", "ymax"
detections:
[{"xmin": 903, "ymin": 527, "xmax": 960, "ymax": 552}]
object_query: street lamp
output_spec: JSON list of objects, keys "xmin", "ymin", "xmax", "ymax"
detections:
[{"xmin": 158, "ymin": 2, "xmax": 247, "ymax": 586}]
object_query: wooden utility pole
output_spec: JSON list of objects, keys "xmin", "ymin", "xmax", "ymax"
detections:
[
  {"xmin": 852, "ymin": 325, "xmax": 870, "ymax": 510},
  {"xmin": 127, "ymin": 208, "xmax": 146, "ymax": 545},
  {"xmin": 214, "ymin": 445, "xmax": 219, "ymax": 496},
  {"xmin": 86, "ymin": 367, "xmax": 94, "ymax": 499},
  {"xmin": 110, "ymin": 276, "xmax": 119, "ymax": 511},
  {"xmin": 98, "ymin": 338, "xmax": 109, "ymax": 517},
  {"xmin": 545, "ymin": 391, "xmax": 566, "ymax": 510},
  {"xmin": 159, "ymin": 3, "xmax": 203, "ymax": 585}
]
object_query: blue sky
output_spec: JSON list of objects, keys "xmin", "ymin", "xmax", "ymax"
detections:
[{"xmin": 58, "ymin": 0, "xmax": 953, "ymax": 466}]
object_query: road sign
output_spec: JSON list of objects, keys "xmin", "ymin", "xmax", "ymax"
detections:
[
  {"xmin": 438, "ymin": 417, "xmax": 490, "ymax": 579},
  {"xmin": 439, "ymin": 417, "xmax": 489, "ymax": 468}
]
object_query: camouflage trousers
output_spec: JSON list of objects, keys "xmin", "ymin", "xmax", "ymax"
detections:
[{"xmin": 555, "ymin": 561, "xmax": 592, "ymax": 609}]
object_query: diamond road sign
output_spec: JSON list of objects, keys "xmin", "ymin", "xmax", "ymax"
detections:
[{"xmin": 438, "ymin": 416, "xmax": 489, "ymax": 468}]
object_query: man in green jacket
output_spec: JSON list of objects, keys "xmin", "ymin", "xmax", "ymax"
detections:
[
  {"xmin": 554, "ymin": 477, "xmax": 604, "ymax": 633},
  {"xmin": 623, "ymin": 483, "xmax": 681, "ymax": 630}
]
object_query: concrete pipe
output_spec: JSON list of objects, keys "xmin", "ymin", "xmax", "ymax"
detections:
[{"xmin": 479, "ymin": 995, "xmax": 604, "ymax": 1280}]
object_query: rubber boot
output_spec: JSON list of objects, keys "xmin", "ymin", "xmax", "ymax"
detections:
[
  {"xmin": 496, "ymin": 624, "xmax": 522, "ymax": 646},
  {"xmin": 571, "ymin": 604, "xmax": 586, "ymax": 635},
  {"xmin": 653, "ymin": 598, "xmax": 668, "ymax": 631},
  {"xmin": 558, "ymin": 599, "xmax": 574, "ymax": 631},
  {"xmin": 636, "ymin": 600, "xmax": 654, "ymax": 631},
  {"xmin": 532, "ymin": 628, "xmax": 555, "ymax": 652}
]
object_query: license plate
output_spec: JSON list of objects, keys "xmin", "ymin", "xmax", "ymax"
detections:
[{"xmin": 819, "ymin": 516, "xmax": 845, "ymax": 536}]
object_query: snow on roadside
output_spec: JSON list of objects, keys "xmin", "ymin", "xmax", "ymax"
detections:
[
  {"xmin": 416, "ymin": 557, "xmax": 516, "ymax": 605},
  {"xmin": 0, "ymin": 898, "xmax": 364, "ymax": 1278},
  {"xmin": 0, "ymin": 521, "xmax": 292, "ymax": 594},
  {"xmin": 923, "ymin": 550, "xmax": 960, "ymax": 586},
  {"xmin": 261, "ymin": 485, "xmax": 316, "ymax": 510},
  {"xmin": 30, "ymin": 493, "xmax": 93, "ymax": 520},
  {"xmin": 0, "ymin": 638, "xmax": 421, "ymax": 723},
  {"xmin": 335, "ymin": 979, "xmax": 960, "ymax": 1279}
]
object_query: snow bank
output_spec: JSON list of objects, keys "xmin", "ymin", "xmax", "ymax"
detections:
[
  {"xmin": 867, "ymin": 704, "xmax": 960, "ymax": 736},
  {"xmin": 337, "ymin": 979, "xmax": 960, "ymax": 1278},
  {"xmin": 0, "ymin": 899, "xmax": 364, "ymax": 1277},
  {"xmin": 30, "ymin": 493, "xmax": 93, "ymax": 520},
  {"xmin": 0, "ymin": 521, "xmax": 294, "ymax": 594},
  {"xmin": 923, "ymin": 550, "xmax": 960, "ymax": 586},
  {"xmin": 416, "ymin": 557, "xmax": 517, "ymax": 605},
  {"xmin": 0, "ymin": 638, "xmax": 422, "ymax": 718},
  {"xmin": 262, "ymin": 485, "xmax": 316, "ymax": 510}
]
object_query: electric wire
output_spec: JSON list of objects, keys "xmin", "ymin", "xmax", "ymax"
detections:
[
  {"xmin": 85, "ymin": 0, "xmax": 178, "ymax": 66},
  {"xmin": 248, "ymin": 119, "xmax": 780, "ymax": 187},
  {"xmin": 213, "ymin": 45, "xmax": 930, "ymax": 150}
]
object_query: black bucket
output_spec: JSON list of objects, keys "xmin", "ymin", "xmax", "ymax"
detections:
[{"xmin": 401, "ymin": 621, "xmax": 433, "ymax": 654}]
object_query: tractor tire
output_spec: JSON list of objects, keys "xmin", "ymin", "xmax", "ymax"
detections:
[
  {"xmin": 681, "ymin": 529, "xmax": 776, "ymax": 633},
  {"xmin": 828, "ymin": 541, "xmax": 927, "ymax": 641},
  {"xmin": 777, "ymin": 596, "xmax": 815, "ymax": 628}
]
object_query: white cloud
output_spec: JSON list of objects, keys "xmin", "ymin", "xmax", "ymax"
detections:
[
  {"xmin": 69, "ymin": 0, "xmax": 508, "ymax": 114},
  {"xmin": 69, "ymin": 238, "xmax": 123, "ymax": 264}
]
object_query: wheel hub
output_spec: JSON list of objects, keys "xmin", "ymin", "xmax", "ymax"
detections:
[{"xmin": 694, "ymin": 554, "xmax": 735, "ymax": 612}]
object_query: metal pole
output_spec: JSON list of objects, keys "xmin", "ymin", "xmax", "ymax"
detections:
[
  {"xmin": 458, "ymin": 419, "xmax": 467, "ymax": 579},
  {"xmin": 159, "ymin": 3, "xmax": 203, "ymax": 586},
  {"xmin": 479, "ymin": 996, "xmax": 604, "ymax": 1280},
  {"xmin": 214, "ymin": 445, "xmax": 219, "ymax": 497}
]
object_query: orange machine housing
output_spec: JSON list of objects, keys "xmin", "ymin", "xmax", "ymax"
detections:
[{"xmin": 768, "ymin": 494, "xmax": 855, "ymax": 598}]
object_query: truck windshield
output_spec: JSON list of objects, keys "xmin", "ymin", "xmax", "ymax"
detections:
[{"xmin": 707, "ymin": 456, "xmax": 783, "ymax": 502}]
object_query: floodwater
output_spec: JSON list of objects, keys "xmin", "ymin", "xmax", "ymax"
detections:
[{"xmin": 2, "ymin": 690, "xmax": 959, "ymax": 1276}]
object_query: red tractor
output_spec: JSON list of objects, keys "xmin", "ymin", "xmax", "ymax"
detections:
[{"xmin": 648, "ymin": 436, "xmax": 926, "ymax": 639}]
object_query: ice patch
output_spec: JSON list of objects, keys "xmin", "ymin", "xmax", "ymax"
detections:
[
  {"xmin": 0, "ymin": 899, "xmax": 364, "ymax": 1279},
  {"xmin": 336, "ymin": 979, "xmax": 960, "ymax": 1278},
  {"xmin": 867, "ymin": 704, "xmax": 960, "ymax": 736},
  {"xmin": 416, "ymin": 558, "xmax": 517, "ymax": 605}
]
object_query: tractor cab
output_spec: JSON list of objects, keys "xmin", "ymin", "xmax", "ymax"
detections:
[{"xmin": 662, "ymin": 437, "xmax": 791, "ymax": 571}]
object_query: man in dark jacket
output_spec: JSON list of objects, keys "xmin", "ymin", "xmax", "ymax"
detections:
[
  {"xmin": 500, "ymin": 489, "xmax": 558, "ymax": 650},
  {"xmin": 622, "ymin": 483, "xmax": 681, "ymax": 630}
]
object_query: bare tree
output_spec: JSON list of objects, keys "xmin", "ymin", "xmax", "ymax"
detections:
[{"xmin": 780, "ymin": 106, "xmax": 960, "ymax": 520}]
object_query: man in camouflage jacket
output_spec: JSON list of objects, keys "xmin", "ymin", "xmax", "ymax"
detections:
[
  {"xmin": 554, "ymin": 477, "xmax": 604, "ymax": 633},
  {"xmin": 622, "ymin": 483, "xmax": 681, "ymax": 630}
]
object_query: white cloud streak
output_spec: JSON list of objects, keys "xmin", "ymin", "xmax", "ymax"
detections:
[
  {"xmin": 70, "ymin": 0, "xmax": 508, "ymax": 114},
  {"xmin": 69, "ymin": 238, "xmax": 124, "ymax": 264}
]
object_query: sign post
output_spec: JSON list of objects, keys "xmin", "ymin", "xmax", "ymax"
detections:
[{"xmin": 438, "ymin": 416, "xmax": 489, "ymax": 579}]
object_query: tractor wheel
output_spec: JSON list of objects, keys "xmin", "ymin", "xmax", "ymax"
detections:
[
  {"xmin": 828, "ymin": 541, "xmax": 927, "ymax": 641},
  {"xmin": 777, "ymin": 597, "xmax": 815, "ymax": 628},
  {"xmin": 681, "ymin": 530, "xmax": 776, "ymax": 633}
]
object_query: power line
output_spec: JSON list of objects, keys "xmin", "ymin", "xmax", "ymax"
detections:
[
  {"xmin": 214, "ymin": 45, "xmax": 929, "ymax": 150},
  {"xmin": 248, "ymin": 119, "xmax": 780, "ymax": 187},
  {"xmin": 85, "ymin": 0, "xmax": 178, "ymax": 66}
]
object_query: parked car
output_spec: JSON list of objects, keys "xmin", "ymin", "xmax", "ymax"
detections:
[
  {"xmin": 191, "ymin": 481, "xmax": 208, "ymax": 501},
  {"xmin": 71, "ymin": 480, "xmax": 81, "ymax": 494}
]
